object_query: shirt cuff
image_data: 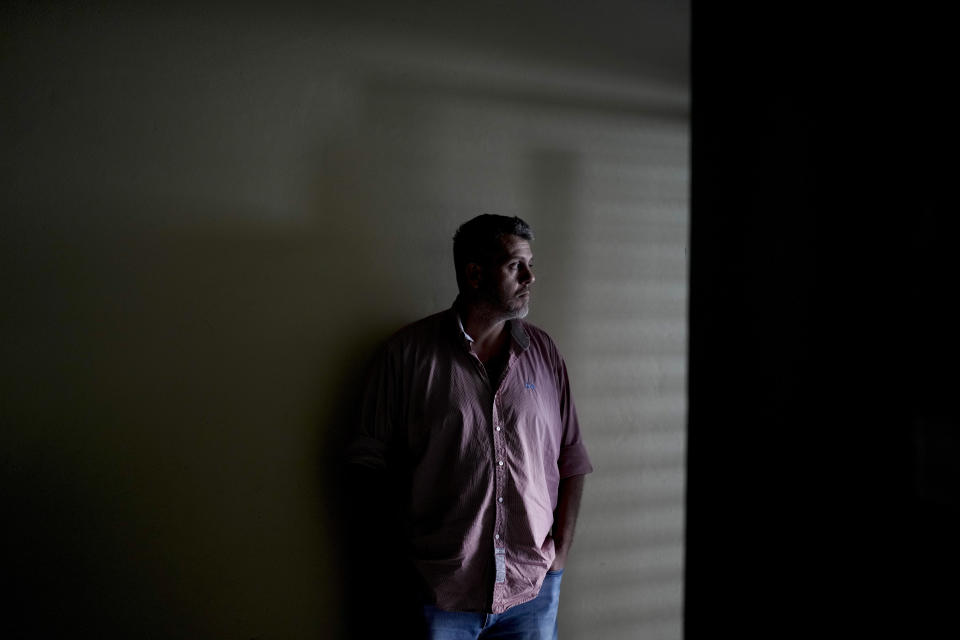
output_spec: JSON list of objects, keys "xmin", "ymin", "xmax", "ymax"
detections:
[
  {"xmin": 346, "ymin": 436, "xmax": 388, "ymax": 469},
  {"xmin": 558, "ymin": 441, "xmax": 593, "ymax": 478}
]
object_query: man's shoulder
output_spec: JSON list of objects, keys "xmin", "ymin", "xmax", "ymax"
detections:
[{"xmin": 383, "ymin": 309, "xmax": 453, "ymax": 351}]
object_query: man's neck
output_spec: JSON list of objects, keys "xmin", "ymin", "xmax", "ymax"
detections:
[{"xmin": 457, "ymin": 299, "xmax": 512, "ymax": 364}]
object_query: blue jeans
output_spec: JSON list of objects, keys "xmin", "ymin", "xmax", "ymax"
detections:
[{"xmin": 421, "ymin": 569, "xmax": 564, "ymax": 640}]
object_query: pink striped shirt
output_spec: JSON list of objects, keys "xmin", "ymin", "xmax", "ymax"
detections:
[{"xmin": 350, "ymin": 304, "xmax": 593, "ymax": 614}]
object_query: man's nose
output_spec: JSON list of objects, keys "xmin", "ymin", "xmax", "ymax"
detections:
[{"xmin": 521, "ymin": 265, "xmax": 535, "ymax": 284}]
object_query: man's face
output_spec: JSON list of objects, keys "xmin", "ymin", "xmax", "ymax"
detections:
[{"xmin": 478, "ymin": 234, "xmax": 536, "ymax": 320}]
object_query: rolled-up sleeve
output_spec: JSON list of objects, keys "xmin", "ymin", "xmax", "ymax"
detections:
[{"xmin": 556, "ymin": 356, "xmax": 594, "ymax": 478}]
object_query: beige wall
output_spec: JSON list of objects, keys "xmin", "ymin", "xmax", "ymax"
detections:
[{"xmin": 2, "ymin": 3, "xmax": 688, "ymax": 637}]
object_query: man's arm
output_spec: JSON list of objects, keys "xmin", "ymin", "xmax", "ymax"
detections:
[{"xmin": 550, "ymin": 473, "xmax": 586, "ymax": 571}]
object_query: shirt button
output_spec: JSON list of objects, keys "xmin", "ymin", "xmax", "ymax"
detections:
[
  {"xmin": 496, "ymin": 426, "xmax": 501, "ymax": 432},
  {"xmin": 495, "ymin": 534, "xmax": 500, "ymax": 540},
  {"xmin": 498, "ymin": 460, "xmax": 504, "ymax": 466},
  {"xmin": 498, "ymin": 497, "xmax": 503, "ymax": 503}
]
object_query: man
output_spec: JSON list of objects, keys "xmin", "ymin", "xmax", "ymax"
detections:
[{"xmin": 348, "ymin": 214, "xmax": 592, "ymax": 639}]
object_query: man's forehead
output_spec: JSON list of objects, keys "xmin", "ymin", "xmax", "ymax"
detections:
[{"xmin": 497, "ymin": 234, "xmax": 533, "ymax": 257}]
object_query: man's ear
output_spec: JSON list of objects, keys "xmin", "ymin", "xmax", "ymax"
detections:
[{"xmin": 465, "ymin": 262, "xmax": 483, "ymax": 289}]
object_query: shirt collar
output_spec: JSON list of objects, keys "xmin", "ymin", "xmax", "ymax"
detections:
[
  {"xmin": 450, "ymin": 298, "xmax": 530, "ymax": 351},
  {"xmin": 509, "ymin": 317, "xmax": 531, "ymax": 350},
  {"xmin": 455, "ymin": 310, "xmax": 475, "ymax": 344}
]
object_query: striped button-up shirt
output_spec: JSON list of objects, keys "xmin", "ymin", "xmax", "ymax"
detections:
[{"xmin": 349, "ymin": 303, "xmax": 593, "ymax": 614}]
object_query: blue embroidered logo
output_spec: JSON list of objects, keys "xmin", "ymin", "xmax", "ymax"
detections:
[{"xmin": 524, "ymin": 382, "xmax": 536, "ymax": 390}]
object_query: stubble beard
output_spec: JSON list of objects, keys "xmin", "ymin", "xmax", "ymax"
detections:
[
  {"xmin": 503, "ymin": 291, "xmax": 530, "ymax": 320},
  {"xmin": 513, "ymin": 298, "xmax": 530, "ymax": 319},
  {"xmin": 479, "ymin": 288, "xmax": 530, "ymax": 322}
]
